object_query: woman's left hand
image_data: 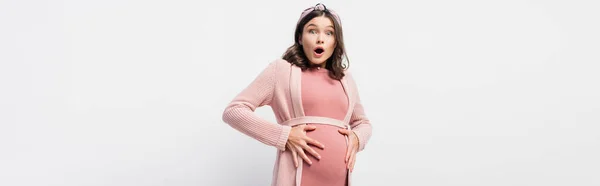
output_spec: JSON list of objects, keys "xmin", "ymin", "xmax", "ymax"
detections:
[{"xmin": 338, "ymin": 129, "xmax": 359, "ymax": 172}]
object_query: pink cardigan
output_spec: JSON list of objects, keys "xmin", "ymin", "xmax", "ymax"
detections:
[{"xmin": 221, "ymin": 59, "xmax": 372, "ymax": 186}]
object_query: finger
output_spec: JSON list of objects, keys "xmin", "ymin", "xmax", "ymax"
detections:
[
  {"xmin": 344, "ymin": 143, "xmax": 352, "ymax": 163},
  {"xmin": 347, "ymin": 152, "xmax": 352, "ymax": 170},
  {"xmin": 296, "ymin": 146, "xmax": 312, "ymax": 165},
  {"xmin": 291, "ymin": 145, "xmax": 298, "ymax": 168},
  {"xmin": 345, "ymin": 141, "xmax": 351, "ymax": 163},
  {"xmin": 304, "ymin": 137, "xmax": 325, "ymax": 149},
  {"xmin": 340, "ymin": 129, "xmax": 350, "ymax": 163},
  {"xmin": 300, "ymin": 143, "xmax": 321, "ymax": 160},
  {"xmin": 349, "ymin": 148, "xmax": 356, "ymax": 171}
]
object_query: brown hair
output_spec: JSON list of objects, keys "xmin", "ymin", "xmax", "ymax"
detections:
[{"xmin": 281, "ymin": 9, "xmax": 350, "ymax": 80}]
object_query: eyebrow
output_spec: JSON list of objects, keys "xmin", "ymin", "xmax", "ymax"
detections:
[{"xmin": 306, "ymin": 23, "xmax": 334, "ymax": 29}]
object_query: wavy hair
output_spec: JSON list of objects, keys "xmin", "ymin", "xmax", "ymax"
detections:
[{"xmin": 281, "ymin": 9, "xmax": 349, "ymax": 80}]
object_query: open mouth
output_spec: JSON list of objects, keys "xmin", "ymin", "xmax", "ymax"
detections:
[{"xmin": 314, "ymin": 47, "xmax": 324, "ymax": 54}]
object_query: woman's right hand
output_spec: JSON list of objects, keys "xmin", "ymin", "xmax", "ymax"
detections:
[{"xmin": 286, "ymin": 124, "xmax": 325, "ymax": 167}]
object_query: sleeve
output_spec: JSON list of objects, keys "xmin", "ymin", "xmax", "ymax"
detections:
[
  {"xmin": 221, "ymin": 61, "xmax": 291, "ymax": 151},
  {"xmin": 347, "ymin": 72, "xmax": 373, "ymax": 152}
]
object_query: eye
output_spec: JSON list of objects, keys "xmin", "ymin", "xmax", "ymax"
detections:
[
  {"xmin": 326, "ymin": 31, "xmax": 334, "ymax": 36},
  {"xmin": 308, "ymin": 29, "xmax": 316, "ymax": 34}
]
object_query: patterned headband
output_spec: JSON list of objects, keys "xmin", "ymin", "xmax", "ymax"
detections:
[{"xmin": 297, "ymin": 3, "xmax": 342, "ymax": 26}]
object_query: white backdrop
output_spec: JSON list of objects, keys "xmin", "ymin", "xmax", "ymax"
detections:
[{"xmin": 1, "ymin": 0, "xmax": 599, "ymax": 185}]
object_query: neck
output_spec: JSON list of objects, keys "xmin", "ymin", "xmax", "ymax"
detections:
[{"xmin": 308, "ymin": 62, "xmax": 326, "ymax": 69}]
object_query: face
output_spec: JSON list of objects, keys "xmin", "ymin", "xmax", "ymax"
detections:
[{"xmin": 300, "ymin": 15, "xmax": 336, "ymax": 67}]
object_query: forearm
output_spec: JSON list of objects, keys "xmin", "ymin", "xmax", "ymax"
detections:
[{"xmin": 222, "ymin": 104, "xmax": 291, "ymax": 151}]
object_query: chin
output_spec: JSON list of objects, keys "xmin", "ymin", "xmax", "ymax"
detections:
[{"xmin": 309, "ymin": 59, "xmax": 327, "ymax": 66}]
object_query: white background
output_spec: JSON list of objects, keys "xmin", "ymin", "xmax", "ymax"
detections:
[{"xmin": 1, "ymin": 0, "xmax": 599, "ymax": 185}]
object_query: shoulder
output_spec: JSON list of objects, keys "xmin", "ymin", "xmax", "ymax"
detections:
[
  {"xmin": 271, "ymin": 58, "xmax": 292, "ymax": 68},
  {"xmin": 254, "ymin": 58, "xmax": 292, "ymax": 76},
  {"xmin": 263, "ymin": 58, "xmax": 292, "ymax": 71},
  {"xmin": 268, "ymin": 58, "xmax": 296, "ymax": 75},
  {"xmin": 342, "ymin": 68, "xmax": 362, "ymax": 93},
  {"xmin": 343, "ymin": 68, "xmax": 356, "ymax": 82}
]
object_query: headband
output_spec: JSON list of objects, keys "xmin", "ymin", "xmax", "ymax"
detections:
[{"xmin": 297, "ymin": 3, "xmax": 342, "ymax": 26}]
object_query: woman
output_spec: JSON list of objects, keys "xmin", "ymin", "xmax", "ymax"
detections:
[{"xmin": 221, "ymin": 3, "xmax": 372, "ymax": 186}]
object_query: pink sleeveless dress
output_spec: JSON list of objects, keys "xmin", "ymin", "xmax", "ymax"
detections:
[{"xmin": 300, "ymin": 67, "xmax": 349, "ymax": 186}]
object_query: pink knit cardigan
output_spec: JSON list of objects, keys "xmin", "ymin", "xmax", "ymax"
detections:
[{"xmin": 221, "ymin": 59, "xmax": 372, "ymax": 186}]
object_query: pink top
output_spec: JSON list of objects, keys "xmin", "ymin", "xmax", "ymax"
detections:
[
  {"xmin": 301, "ymin": 68, "xmax": 348, "ymax": 120},
  {"xmin": 300, "ymin": 67, "xmax": 349, "ymax": 186}
]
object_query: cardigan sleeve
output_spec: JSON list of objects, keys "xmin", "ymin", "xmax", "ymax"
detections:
[
  {"xmin": 221, "ymin": 61, "xmax": 291, "ymax": 151},
  {"xmin": 347, "ymin": 72, "xmax": 373, "ymax": 152}
]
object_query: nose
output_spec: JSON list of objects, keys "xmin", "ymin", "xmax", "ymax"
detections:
[{"xmin": 316, "ymin": 34, "xmax": 324, "ymax": 44}]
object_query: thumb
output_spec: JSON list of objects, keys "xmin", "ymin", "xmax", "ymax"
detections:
[
  {"xmin": 304, "ymin": 125, "xmax": 317, "ymax": 131},
  {"xmin": 338, "ymin": 129, "xmax": 349, "ymax": 135}
]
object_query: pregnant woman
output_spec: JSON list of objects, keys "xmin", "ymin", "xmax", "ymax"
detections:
[{"xmin": 221, "ymin": 3, "xmax": 372, "ymax": 186}]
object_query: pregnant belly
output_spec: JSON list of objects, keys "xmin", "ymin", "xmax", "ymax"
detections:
[{"xmin": 301, "ymin": 124, "xmax": 348, "ymax": 185}]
